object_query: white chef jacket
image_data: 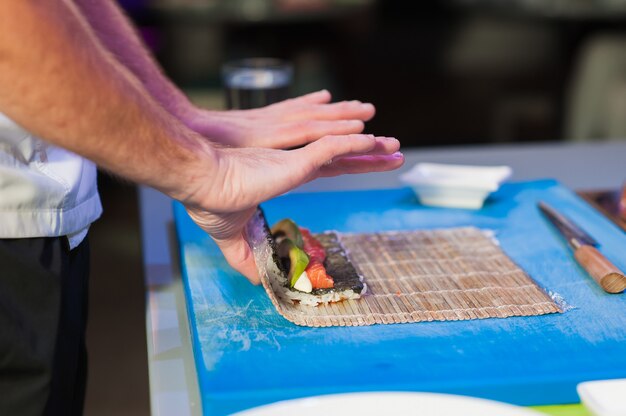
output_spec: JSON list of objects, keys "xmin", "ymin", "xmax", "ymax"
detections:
[{"xmin": 0, "ymin": 112, "xmax": 102, "ymax": 249}]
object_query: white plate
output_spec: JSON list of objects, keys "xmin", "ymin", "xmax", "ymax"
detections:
[
  {"xmin": 400, "ymin": 163, "xmax": 512, "ymax": 209},
  {"xmin": 233, "ymin": 392, "xmax": 544, "ymax": 416}
]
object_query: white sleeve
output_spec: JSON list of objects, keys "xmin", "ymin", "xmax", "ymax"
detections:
[{"xmin": 0, "ymin": 112, "xmax": 30, "ymax": 146}]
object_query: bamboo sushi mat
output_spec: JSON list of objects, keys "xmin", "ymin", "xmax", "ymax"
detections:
[{"xmin": 265, "ymin": 227, "xmax": 562, "ymax": 327}]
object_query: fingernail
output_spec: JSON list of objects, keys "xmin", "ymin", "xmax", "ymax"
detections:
[
  {"xmin": 393, "ymin": 151, "xmax": 403, "ymax": 158},
  {"xmin": 360, "ymin": 103, "xmax": 374, "ymax": 110}
]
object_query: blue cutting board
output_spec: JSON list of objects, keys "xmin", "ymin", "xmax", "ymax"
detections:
[{"xmin": 173, "ymin": 180, "xmax": 626, "ymax": 415}]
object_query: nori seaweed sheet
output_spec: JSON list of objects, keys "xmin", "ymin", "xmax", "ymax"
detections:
[
  {"xmin": 258, "ymin": 208, "xmax": 364, "ymax": 296},
  {"xmin": 312, "ymin": 232, "xmax": 364, "ymax": 295},
  {"xmin": 257, "ymin": 208, "xmax": 287, "ymax": 277}
]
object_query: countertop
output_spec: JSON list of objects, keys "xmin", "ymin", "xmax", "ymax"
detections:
[{"xmin": 140, "ymin": 140, "xmax": 625, "ymax": 415}]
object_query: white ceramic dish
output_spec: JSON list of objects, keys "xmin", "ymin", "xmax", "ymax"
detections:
[
  {"xmin": 400, "ymin": 163, "xmax": 513, "ymax": 209},
  {"xmin": 233, "ymin": 392, "xmax": 544, "ymax": 416}
]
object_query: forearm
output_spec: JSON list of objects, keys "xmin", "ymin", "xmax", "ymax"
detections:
[
  {"xmin": 74, "ymin": 0, "xmax": 195, "ymax": 120},
  {"xmin": 0, "ymin": 0, "xmax": 212, "ymax": 201}
]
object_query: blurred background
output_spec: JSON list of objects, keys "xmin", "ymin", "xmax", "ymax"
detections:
[
  {"xmin": 130, "ymin": 0, "xmax": 626, "ymax": 144},
  {"xmin": 87, "ymin": 1, "xmax": 626, "ymax": 414}
]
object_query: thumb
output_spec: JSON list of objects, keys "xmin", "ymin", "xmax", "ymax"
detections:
[{"xmin": 214, "ymin": 235, "xmax": 261, "ymax": 285}]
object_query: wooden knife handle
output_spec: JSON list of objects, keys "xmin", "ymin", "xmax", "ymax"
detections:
[{"xmin": 574, "ymin": 245, "xmax": 626, "ymax": 293}]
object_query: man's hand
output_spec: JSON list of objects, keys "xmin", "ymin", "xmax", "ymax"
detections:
[
  {"xmin": 0, "ymin": 1, "xmax": 404, "ymax": 287},
  {"xmin": 183, "ymin": 90, "xmax": 377, "ymax": 149},
  {"xmin": 70, "ymin": 1, "xmax": 378, "ymax": 151},
  {"xmin": 184, "ymin": 134, "xmax": 403, "ymax": 284}
]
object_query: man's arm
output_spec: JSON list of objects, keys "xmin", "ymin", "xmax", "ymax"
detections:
[
  {"xmin": 73, "ymin": 0, "xmax": 377, "ymax": 149},
  {"xmin": 0, "ymin": 0, "xmax": 403, "ymax": 282},
  {"xmin": 0, "ymin": 0, "xmax": 208, "ymax": 201},
  {"xmin": 73, "ymin": 0, "xmax": 195, "ymax": 120}
]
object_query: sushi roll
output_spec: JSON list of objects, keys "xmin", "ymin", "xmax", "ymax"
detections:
[{"xmin": 245, "ymin": 208, "xmax": 366, "ymax": 306}]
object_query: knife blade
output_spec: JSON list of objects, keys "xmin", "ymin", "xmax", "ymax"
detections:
[
  {"xmin": 538, "ymin": 201, "xmax": 626, "ymax": 294},
  {"xmin": 538, "ymin": 202, "xmax": 598, "ymax": 248}
]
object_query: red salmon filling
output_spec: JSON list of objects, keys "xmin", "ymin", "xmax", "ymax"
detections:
[
  {"xmin": 300, "ymin": 228, "xmax": 334, "ymax": 289},
  {"xmin": 305, "ymin": 260, "xmax": 334, "ymax": 289}
]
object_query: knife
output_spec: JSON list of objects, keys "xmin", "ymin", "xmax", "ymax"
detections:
[{"xmin": 538, "ymin": 201, "xmax": 626, "ymax": 294}]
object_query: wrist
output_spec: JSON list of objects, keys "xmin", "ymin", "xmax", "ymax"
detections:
[
  {"xmin": 179, "ymin": 107, "xmax": 230, "ymax": 142},
  {"xmin": 167, "ymin": 94, "xmax": 197, "ymax": 124},
  {"xmin": 158, "ymin": 131, "xmax": 221, "ymax": 207}
]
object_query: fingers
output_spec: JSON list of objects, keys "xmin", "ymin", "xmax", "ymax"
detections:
[
  {"xmin": 318, "ymin": 152, "xmax": 405, "ymax": 177},
  {"xmin": 302, "ymin": 135, "xmax": 400, "ymax": 166},
  {"xmin": 369, "ymin": 135, "xmax": 401, "ymax": 154},
  {"xmin": 214, "ymin": 90, "xmax": 333, "ymax": 119},
  {"xmin": 278, "ymin": 100, "xmax": 375, "ymax": 123},
  {"xmin": 273, "ymin": 119, "xmax": 365, "ymax": 148},
  {"xmin": 290, "ymin": 100, "xmax": 376, "ymax": 122},
  {"xmin": 185, "ymin": 206, "xmax": 261, "ymax": 284},
  {"xmin": 273, "ymin": 90, "xmax": 374, "ymax": 121},
  {"xmin": 215, "ymin": 236, "xmax": 261, "ymax": 285},
  {"xmin": 290, "ymin": 89, "xmax": 332, "ymax": 105},
  {"xmin": 267, "ymin": 90, "xmax": 331, "ymax": 111}
]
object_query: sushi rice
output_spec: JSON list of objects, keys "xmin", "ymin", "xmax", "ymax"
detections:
[{"xmin": 246, "ymin": 209, "xmax": 366, "ymax": 306}]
